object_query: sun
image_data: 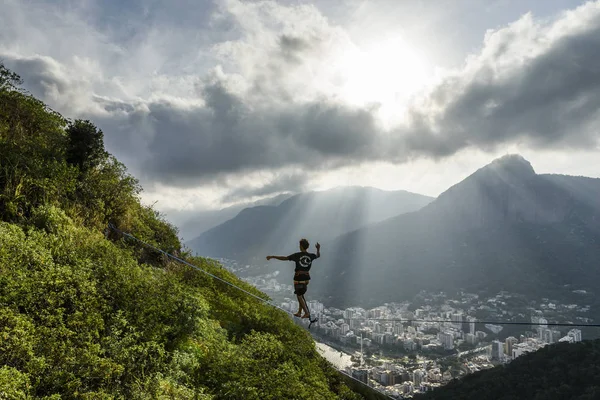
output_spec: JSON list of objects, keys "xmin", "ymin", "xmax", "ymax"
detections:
[{"xmin": 337, "ymin": 35, "xmax": 431, "ymax": 128}]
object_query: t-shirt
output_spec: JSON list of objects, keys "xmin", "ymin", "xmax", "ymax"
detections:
[{"xmin": 287, "ymin": 252, "xmax": 318, "ymax": 281}]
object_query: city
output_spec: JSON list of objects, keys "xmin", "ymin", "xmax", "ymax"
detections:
[{"xmin": 218, "ymin": 259, "xmax": 591, "ymax": 399}]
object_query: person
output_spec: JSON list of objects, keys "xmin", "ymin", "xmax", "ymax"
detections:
[{"xmin": 266, "ymin": 238, "xmax": 320, "ymax": 318}]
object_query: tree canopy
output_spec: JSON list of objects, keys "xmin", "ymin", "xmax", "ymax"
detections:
[{"xmin": 415, "ymin": 340, "xmax": 600, "ymax": 400}]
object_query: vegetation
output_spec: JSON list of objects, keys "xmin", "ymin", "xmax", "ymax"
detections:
[
  {"xmin": 415, "ymin": 339, "xmax": 600, "ymax": 400},
  {"xmin": 0, "ymin": 63, "xmax": 364, "ymax": 399}
]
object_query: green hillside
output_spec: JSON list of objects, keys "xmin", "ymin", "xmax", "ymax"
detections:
[
  {"xmin": 415, "ymin": 339, "xmax": 600, "ymax": 400},
  {"xmin": 0, "ymin": 63, "xmax": 365, "ymax": 399}
]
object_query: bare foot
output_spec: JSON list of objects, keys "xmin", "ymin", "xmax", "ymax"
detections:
[
  {"xmin": 301, "ymin": 314, "xmax": 310, "ymax": 319},
  {"xmin": 293, "ymin": 312, "xmax": 302, "ymax": 317}
]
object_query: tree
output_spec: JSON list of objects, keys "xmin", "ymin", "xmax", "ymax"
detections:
[
  {"xmin": 66, "ymin": 119, "xmax": 108, "ymax": 173},
  {"xmin": 0, "ymin": 62, "xmax": 23, "ymax": 90}
]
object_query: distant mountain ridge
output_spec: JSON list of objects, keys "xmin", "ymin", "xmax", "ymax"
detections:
[
  {"xmin": 177, "ymin": 193, "xmax": 292, "ymax": 241},
  {"xmin": 420, "ymin": 155, "xmax": 599, "ymax": 229},
  {"xmin": 187, "ymin": 186, "xmax": 434, "ymax": 263},
  {"xmin": 310, "ymin": 155, "xmax": 600, "ymax": 308}
]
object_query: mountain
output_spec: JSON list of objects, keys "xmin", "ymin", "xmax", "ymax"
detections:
[
  {"xmin": 187, "ymin": 186, "xmax": 434, "ymax": 263},
  {"xmin": 176, "ymin": 193, "xmax": 292, "ymax": 241},
  {"xmin": 310, "ymin": 155, "xmax": 600, "ymax": 308},
  {"xmin": 415, "ymin": 339, "xmax": 600, "ymax": 399}
]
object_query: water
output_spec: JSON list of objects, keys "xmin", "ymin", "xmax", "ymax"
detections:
[{"xmin": 315, "ymin": 342, "xmax": 354, "ymax": 370}]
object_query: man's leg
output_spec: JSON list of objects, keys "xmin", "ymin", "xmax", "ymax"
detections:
[
  {"xmin": 294, "ymin": 282, "xmax": 304, "ymax": 317},
  {"xmin": 295, "ymin": 294, "xmax": 304, "ymax": 317},
  {"xmin": 293, "ymin": 282, "xmax": 311, "ymax": 317},
  {"xmin": 299, "ymin": 295, "xmax": 310, "ymax": 318}
]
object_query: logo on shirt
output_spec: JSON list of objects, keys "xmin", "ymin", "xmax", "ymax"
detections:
[{"xmin": 299, "ymin": 255, "xmax": 312, "ymax": 268}]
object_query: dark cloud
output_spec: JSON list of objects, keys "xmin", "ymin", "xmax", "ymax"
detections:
[
  {"xmin": 279, "ymin": 34, "xmax": 311, "ymax": 63},
  {"xmin": 93, "ymin": 96, "xmax": 136, "ymax": 113},
  {"xmin": 404, "ymin": 12, "xmax": 600, "ymax": 158},
  {"xmin": 111, "ymin": 82, "xmax": 382, "ymax": 187},
  {"xmin": 221, "ymin": 173, "xmax": 305, "ymax": 203}
]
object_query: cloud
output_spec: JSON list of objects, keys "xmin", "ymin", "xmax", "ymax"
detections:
[
  {"xmin": 404, "ymin": 3, "xmax": 600, "ymax": 157},
  {"xmin": 221, "ymin": 172, "xmax": 305, "ymax": 203},
  {"xmin": 2, "ymin": 0, "xmax": 600, "ymax": 204},
  {"xmin": 0, "ymin": 53, "xmax": 100, "ymax": 114}
]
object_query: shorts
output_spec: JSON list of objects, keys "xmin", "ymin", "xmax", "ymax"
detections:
[{"xmin": 294, "ymin": 282, "xmax": 308, "ymax": 295}]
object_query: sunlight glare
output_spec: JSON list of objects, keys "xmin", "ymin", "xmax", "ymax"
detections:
[{"xmin": 338, "ymin": 35, "xmax": 431, "ymax": 128}]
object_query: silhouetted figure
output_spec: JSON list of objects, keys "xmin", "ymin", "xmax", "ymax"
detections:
[{"xmin": 266, "ymin": 238, "xmax": 320, "ymax": 318}]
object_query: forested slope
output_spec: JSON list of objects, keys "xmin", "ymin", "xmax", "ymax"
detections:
[
  {"xmin": 415, "ymin": 339, "xmax": 600, "ymax": 400},
  {"xmin": 0, "ymin": 63, "xmax": 363, "ymax": 399}
]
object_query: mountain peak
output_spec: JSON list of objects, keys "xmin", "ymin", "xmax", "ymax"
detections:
[{"xmin": 487, "ymin": 154, "xmax": 536, "ymax": 177}]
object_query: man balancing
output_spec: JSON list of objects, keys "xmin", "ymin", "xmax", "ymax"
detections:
[{"xmin": 266, "ymin": 238, "xmax": 320, "ymax": 319}]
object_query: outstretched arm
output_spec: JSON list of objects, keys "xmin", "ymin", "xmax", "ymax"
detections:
[
  {"xmin": 316, "ymin": 242, "xmax": 321, "ymax": 258},
  {"xmin": 266, "ymin": 255, "xmax": 289, "ymax": 261}
]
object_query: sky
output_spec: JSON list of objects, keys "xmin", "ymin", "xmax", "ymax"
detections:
[{"xmin": 1, "ymin": 0, "xmax": 599, "ymax": 222}]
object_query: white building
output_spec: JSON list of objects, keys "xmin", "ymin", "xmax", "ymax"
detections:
[
  {"xmin": 505, "ymin": 336, "xmax": 518, "ymax": 356},
  {"xmin": 438, "ymin": 332, "xmax": 454, "ymax": 350},
  {"xmin": 412, "ymin": 369, "xmax": 426, "ymax": 386},
  {"xmin": 465, "ymin": 333, "xmax": 477, "ymax": 345},
  {"xmin": 512, "ymin": 342, "xmax": 536, "ymax": 359},
  {"xmin": 341, "ymin": 323, "xmax": 350, "ymax": 335},
  {"xmin": 308, "ymin": 300, "xmax": 324, "ymax": 314},
  {"xmin": 394, "ymin": 323, "xmax": 404, "ymax": 335},
  {"xmin": 467, "ymin": 316, "xmax": 476, "ymax": 335},
  {"xmin": 568, "ymin": 329, "xmax": 582, "ymax": 342}
]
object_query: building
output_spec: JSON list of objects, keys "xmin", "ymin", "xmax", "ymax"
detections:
[
  {"xmin": 467, "ymin": 316, "xmax": 476, "ymax": 335},
  {"xmin": 404, "ymin": 339, "xmax": 417, "ymax": 351},
  {"xmin": 465, "ymin": 333, "xmax": 477, "ymax": 345},
  {"xmin": 384, "ymin": 333, "xmax": 395, "ymax": 345},
  {"xmin": 438, "ymin": 332, "xmax": 454, "ymax": 350},
  {"xmin": 540, "ymin": 328, "xmax": 564, "ymax": 344},
  {"xmin": 568, "ymin": 329, "xmax": 582, "ymax": 342},
  {"xmin": 452, "ymin": 313, "xmax": 463, "ymax": 329},
  {"xmin": 505, "ymin": 336, "xmax": 519, "ymax": 356},
  {"xmin": 341, "ymin": 323, "xmax": 350, "ymax": 335},
  {"xmin": 475, "ymin": 331, "xmax": 487, "ymax": 340},
  {"xmin": 352, "ymin": 369, "xmax": 369, "ymax": 384},
  {"xmin": 491, "ymin": 340, "xmax": 503, "ymax": 361},
  {"xmin": 394, "ymin": 323, "xmax": 404, "ymax": 335},
  {"xmin": 349, "ymin": 319, "xmax": 361, "ymax": 329},
  {"xmin": 390, "ymin": 370, "xmax": 402, "ymax": 386},
  {"xmin": 308, "ymin": 300, "xmax": 324, "ymax": 314},
  {"xmin": 379, "ymin": 371, "xmax": 392, "ymax": 386},
  {"xmin": 512, "ymin": 342, "xmax": 536, "ymax": 359},
  {"xmin": 319, "ymin": 313, "xmax": 327, "ymax": 325},
  {"xmin": 330, "ymin": 326, "xmax": 341, "ymax": 339},
  {"xmin": 413, "ymin": 369, "xmax": 426, "ymax": 386},
  {"xmin": 373, "ymin": 333, "xmax": 385, "ymax": 345}
]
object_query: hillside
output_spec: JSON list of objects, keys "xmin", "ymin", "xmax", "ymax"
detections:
[
  {"xmin": 415, "ymin": 339, "xmax": 600, "ymax": 399},
  {"xmin": 309, "ymin": 155, "xmax": 600, "ymax": 308},
  {"xmin": 0, "ymin": 63, "xmax": 368, "ymax": 399},
  {"xmin": 188, "ymin": 186, "xmax": 433, "ymax": 263}
]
